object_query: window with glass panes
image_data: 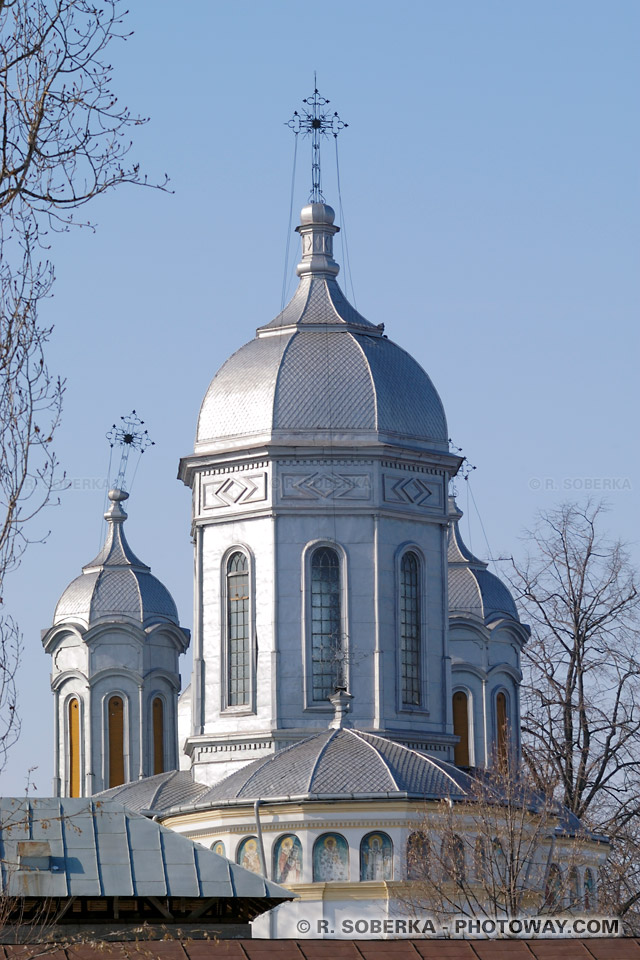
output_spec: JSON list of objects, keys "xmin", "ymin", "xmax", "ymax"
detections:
[
  {"xmin": 227, "ymin": 552, "xmax": 250, "ymax": 707},
  {"xmin": 400, "ymin": 551, "xmax": 421, "ymax": 706},
  {"xmin": 311, "ymin": 547, "xmax": 342, "ymax": 701}
]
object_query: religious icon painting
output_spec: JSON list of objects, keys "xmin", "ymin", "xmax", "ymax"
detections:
[
  {"xmin": 237, "ymin": 836, "xmax": 261, "ymax": 874},
  {"xmin": 313, "ymin": 832, "xmax": 349, "ymax": 881},
  {"xmin": 211, "ymin": 840, "xmax": 225, "ymax": 858},
  {"xmin": 273, "ymin": 834, "xmax": 303, "ymax": 883},
  {"xmin": 360, "ymin": 831, "xmax": 393, "ymax": 881}
]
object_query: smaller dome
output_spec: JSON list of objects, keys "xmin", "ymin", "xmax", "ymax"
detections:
[
  {"xmin": 447, "ymin": 499, "xmax": 520, "ymax": 624},
  {"xmin": 53, "ymin": 489, "xmax": 180, "ymax": 628}
]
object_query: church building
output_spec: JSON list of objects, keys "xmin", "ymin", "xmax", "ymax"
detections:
[{"xmin": 42, "ymin": 97, "xmax": 606, "ymax": 938}]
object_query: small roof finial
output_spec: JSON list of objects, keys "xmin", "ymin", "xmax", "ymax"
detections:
[
  {"xmin": 287, "ymin": 81, "xmax": 348, "ymax": 203},
  {"xmin": 106, "ymin": 410, "xmax": 154, "ymax": 492},
  {"xmin": 328, "ymin": 685, "xmax": 353, "ymax": 730}
]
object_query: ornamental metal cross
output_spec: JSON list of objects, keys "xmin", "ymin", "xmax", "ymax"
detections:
[
  {"xmin": 106, "ymin": 410, "xmax": 154, "ymax": 491},
  {"xmin": 287, "ymin": 80, "xmax": 348, "ymax": 203}
]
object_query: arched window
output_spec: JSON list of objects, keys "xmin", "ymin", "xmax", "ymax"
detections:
[
  {"xmin": 496, "ymin": 691, "xmax": 509, "ymax": 768},
  {"xmin": 313, "ymin": 832, "xmax": 348, "ymax": 881},
  {"xmin": 310, "ymin": 547, "xmax": 343, "ymax": 702},
  {"xmin": 400, "ymin": 551, "xmax": 421, "ymax": 706},
  {"xmin": 273, "ymin": 834, "xmax": 303, "ymax": 884},
  {"xmin": 584, "ymin": 868, "xmax": 596, "ymax": 910},
  {"xmin": 453, "ymin": 690, "xmax": 470, "ymax": 766},
  {"xmin": 227, "ymin": 552, "xmax": 250, "ymax": 707},
  {"xmin": 474, "ymin": 836, "xmax": 487, "ymax": 881},
  {"xmin": 152, "ymin": 697, "xmax": 164, "ymax": 775},
  {"xmin": 211, "ymin": 840, "xmax": 225, "ymax": 858},
  {"xmin": 442, "ymin": 834, "xmax": 466, "ymax": 882},
  {"xmin": 68, "ymin": 698, "xmax": 81, "ymax": 797},
  {"xmin": 406, "ymin": 832, "xmax": 430, "ymax": 881},
  {"xmin": 108, "ymin": 695, "xmax": 125, "ymax": 789},
  {"xmin": 545, "ymin": 863, "xmax": 562, "ymax": 908},
  {"xmin": 360, "ymin": 832, "xmax": 393, "ymax": 881},
  {"xmin": 568, "ymin": 866, "xmax": 580, "ymax": 907}
]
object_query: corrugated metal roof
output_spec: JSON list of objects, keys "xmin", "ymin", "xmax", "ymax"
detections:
[{"xmin": 0, "ymin": 797, "xmax": 292, "ymax": 901}]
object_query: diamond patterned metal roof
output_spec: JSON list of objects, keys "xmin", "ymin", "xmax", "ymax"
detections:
[
  {"xmin": 182, "ymin": 729, "xmax": 473, "ymax": 808},
  {"xmin": 53, "ymin": 490, "xmax": 180, "ymax": 628},
  {"xmin": 195, "ymin": 206, "xmax": 448, "ymax": 452},
  {"xmin": 0, "ymin": 797, "xmax": 293, "ymax": 901},
  {"xmin": 448, "ymin": 501, "xmax": 519, "ymax": 624}
]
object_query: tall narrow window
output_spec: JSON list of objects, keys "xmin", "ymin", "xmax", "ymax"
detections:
[
  {"xmin": 68, "ymin": 698, "xmax": 80, "ymax": 797},
  {"xmin": 400, "ymin": 551, "xmax": 421, "ymax": 706},
  {"xmin": 152, "ymin": 697, "xmax": 164, "ymax": 775},
  {"xmin": 227, "ymin": 552, "xmax": 250, "ymax": 707},
  {"xmin": 310, "ymin": 547, "xmax": 342, "ymax": 702},
  {"xmin": 496, "ymin": 691, "xmax": 508, "ymax": 768},
  {"xmin": 452, "ymin": 691, "xmax": 470, "ymax": 766},
  {"xmin": 108, "ymin": 695, "xmax": 125, "ymax": 788}
]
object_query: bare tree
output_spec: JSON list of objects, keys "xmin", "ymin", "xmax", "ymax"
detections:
[
  {"xmin": 0, "ymin": 0, "xmax": 167, "ymax": 768},
  {"xmin": 508, "ymin": 501, "xmax": 640, "ymax": 928},
  {"xmin": 399, "ymin": 767, "xmax": 597, "ymax": 928}
]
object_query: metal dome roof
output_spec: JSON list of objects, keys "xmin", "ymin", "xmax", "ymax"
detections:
[
  {"xmin": 53, "ymin": 489, "xmax": 180, "ymax": 628},
  {"xmin": 193, "ymin": 728, "xmax": 473, "ymax": 807},
  {"xmin": 447, "ymin": 499, "xmax": 519, "ymax": 623},
  {"xmin": 195, "ymin": 204, "xmax": 448, "ymax": 454},
  {"xmin": 93, "ymin": 729, "xmax": 474, "ymax": 815}
]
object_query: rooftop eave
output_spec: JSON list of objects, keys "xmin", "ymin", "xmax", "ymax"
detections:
[{"xmin": 180, "ymin": 442, "xmax": 462, "ymax": 487}]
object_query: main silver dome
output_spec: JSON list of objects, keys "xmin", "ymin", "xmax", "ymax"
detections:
[
  {"xmin": 195, "ymin": 204, "xmax": 448, "ymax": 454},
  {"xmin": 53, "ymin": 489, "xmax": 179, "ymax": 628}
]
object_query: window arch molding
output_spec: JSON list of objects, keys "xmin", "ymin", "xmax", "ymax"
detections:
[
  {"xmin": 220, "ymin": 544, "xmax": 256, "ymax": 714},
  {"xmin": 302, "ymin": 540, "xmax": 349, "ymax": 709},
  {"xmin": 394, "ymin": 543, "xmax": 428, "ymax": 713},
  {"xmin": 63, "ymin": 692, "xmax": 84, "ymax": 798},
  {"xmin": 101, "ymin": 689, "xmax": 130, "ymax": 790},
  {"xmin": 451, "ymin": 684, "xmax": 474, "ymax": 767}
]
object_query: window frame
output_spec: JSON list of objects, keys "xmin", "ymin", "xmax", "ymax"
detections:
[
  {"xmin": 221, "ymin": 545, "xmax": 256, "ymax": 715},
  {"xmin": 65, "ymin": 694, "xmax": 83, "ymax": 798},
  {"xmin": 395, "ymin": 545, "xmax": 428, "ymax": 714},
  {"xmin": 303, "ymin": 541, "xmax": 349, "ymax": 710},
  {"xmin": 452, "ymin": 686, "xmax": 474, "ymax": 767},
  {"xmin": 104, "ymin": 691, "xmax": 128, "ymax": 789}
]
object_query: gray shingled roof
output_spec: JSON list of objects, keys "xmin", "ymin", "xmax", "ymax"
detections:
[
  {"xmin": 0, "ymin": 797, "xmax": 293, "ymax": 901},
  {"xmin": 178, "ymin": 729, "xmax": 474, "ymax": 810},
  {"xmin": 448, "ymin": 504, "xmax": 519, "ymax": 623},
  {"xmin": 53, "ymin": 490, "xmax": 183, "ymax": 629},
  {"xmin": 196, "ymin": 272, "xmax": 448, "ymax": 450},
  {"xmin": 97, "ymin": 770, "xmax": 209, "ymax": 814},
  {"xmin": 91, "ymin": 731, "xmax": 474, "ymax": 816}
]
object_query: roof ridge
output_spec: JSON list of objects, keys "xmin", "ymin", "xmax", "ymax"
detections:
[
  {"xmin": 356, "ymin": 730, "xmax": 470, "ymax": 796},
  {"xmin": 348, "ymin": 729, "xmax": 399, "ymax": 791},
  {"xmin": 306, "ymin": 729, "xmax": 338, "ymax": 794}
]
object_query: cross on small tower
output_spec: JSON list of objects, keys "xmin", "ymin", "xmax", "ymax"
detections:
[
  {"xmin": 106, "ymin": 410, "xmax": 154, "ymax": 491},
  {"xmin": 287, "ymin": 79, "xmax": 348, "ymax": 203}
]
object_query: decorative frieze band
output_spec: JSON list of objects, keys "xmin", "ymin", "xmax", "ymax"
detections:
[
  {"xmin": 202, "ymin": 473, "xmax": 267, "ymax": 510},
  {"xmin": 382, "ymin": 474, "xmax": 443, "ymax": 510},
  {"xmin": 281, "ymin": 472, "xmax": 371, "ymax": 501}
]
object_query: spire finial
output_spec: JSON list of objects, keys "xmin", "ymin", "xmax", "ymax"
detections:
[
  {"xmin": 328, "ymin": 685, "xmax": 353, "ymax": 730},
  {"xmin": 106, "ymin": 410, "xmax": 154, "ymax": 492},
  {"xmin": 287, "ymin": 81, "xmax": 348, "ymax": 203}
]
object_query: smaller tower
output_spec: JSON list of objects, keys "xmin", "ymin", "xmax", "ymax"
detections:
[{"xmin": 43, "ymin": 489, "xmax": 189, "ymax": 797}]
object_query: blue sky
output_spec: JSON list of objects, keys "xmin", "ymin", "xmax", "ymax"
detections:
[{"xmin": 4, "ymin": 1, "xmax": 638, "ymax": 793}]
